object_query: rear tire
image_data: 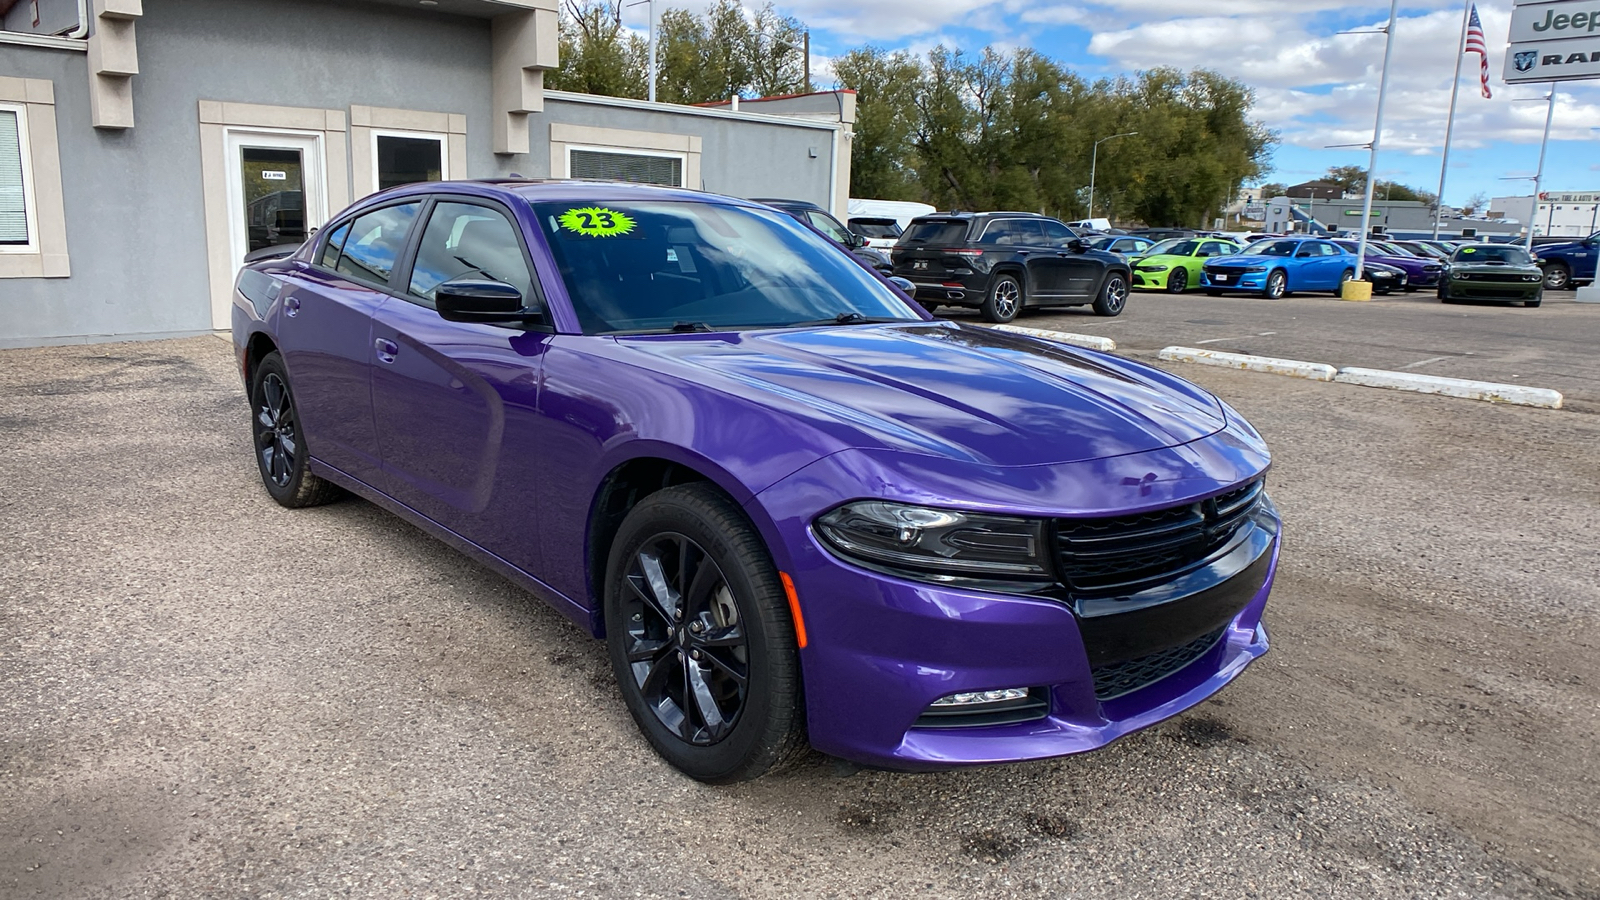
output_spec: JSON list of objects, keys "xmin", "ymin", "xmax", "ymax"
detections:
[
  {"xmin": 1092, "ymin": 272, "xmax": 1129, "ymax": 317},
  {"xmin": 982, "ymin": 274, "xmax": 1023, "ymax": 323},
  {"xmin": 249, "ymin": 351, "xmax": 342, "ymax": 509},
  {"xmin": 604, "ymin": 484, "xmax": 806, "ymax": 783}
]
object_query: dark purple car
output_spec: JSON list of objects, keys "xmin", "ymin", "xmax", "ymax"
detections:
[
  {"xmin": 231, "ymin": 181, "xmax": 1279, "ymax": 782},
  {"xmin": 1332, "ymin": 239, "xmax": 1444, "ymax": 289}
]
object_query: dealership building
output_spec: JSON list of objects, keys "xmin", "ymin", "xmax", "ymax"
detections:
[
  {"xmin": 0, "ymin": 0, "xmax": 855, "ymax": 348},
  {"xmin": 1490, "ymin": 192, "xmax": 1600, "ymax": 239}
]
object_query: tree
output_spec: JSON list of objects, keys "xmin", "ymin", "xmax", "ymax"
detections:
[
  {"xmin": 833, "ymin": 47, "xmax": 923, "ymax": 200},
  {"xmin": 1463, "ymin": 191, "xmax": 1489, "ymax": 215},
  {"xmin": 1258, "ymin": 182, "xmax": 1288, "ymax": 199},
  {"xmin": 543, "ymin": 0, "xmax": 647, "ymax": 99},
  {"xmin": 1323, "ymin": 165, "xmax": 1367, "ymax": 195}
]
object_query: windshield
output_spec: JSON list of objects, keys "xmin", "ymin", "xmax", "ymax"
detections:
[
  {"xmin": 1452, "ymin": 245, "xmax": 1533, "ymax": 265},
  {"xmin": 534, "ymin": 200, "xmax": 920, "ymax": 334},
  {"xmin": 1255, "ymin": 240, "xmax": 1301, "ymax": 257},
  {"xmin": 1145, "ymin": 238, "xmax": 1198, "ymax": 256},
  {"xmin": 900, "ymin": 219, "xmax": 971, "ymax": 245},
  {"xmin": 850, "ymin": 219, "xmax": 900, "ymax": 239}
]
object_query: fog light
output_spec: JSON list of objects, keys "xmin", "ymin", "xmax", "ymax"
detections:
[{"xmin": 930, "ymin": 687, "xmax": 1031, "ymax": 707}]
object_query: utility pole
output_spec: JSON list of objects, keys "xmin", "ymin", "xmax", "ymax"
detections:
[
  {"xmin": 1088, "ymin": 132, "xmax": 1137, "ymax": 220},
  {"xmin": 1528, "ymin": 85, "xmax": 1555, "ymax": 251},
  {"xmin": 1350, "ymin": 0, "xmax": 1400, "ymax": 298},
  {"xmin": 627, "ymin": 0, "xmax": 657, "ymax": 102}
]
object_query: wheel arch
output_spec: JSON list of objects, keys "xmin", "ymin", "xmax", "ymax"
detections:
[
  {"xmin": 244, "ymin": 330, "xmax": 279, "ymax": 386},
  {"xmin": 990, "ymin": 262, "xmax": 1029, "ymax": 295},
  {"xmin": 583, "ymin": 445, "xmax": 788, "ymax": 636}
]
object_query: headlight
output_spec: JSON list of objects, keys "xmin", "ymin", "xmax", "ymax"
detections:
[
  {"xmin": 814, "ymin": 501, "xmax": 1050, "ymax": 579},
  {"xmin": 1524, "ymin": 274, "xmax": 1541, "ymax": 282},
  {"xmin": 1239, "ymin": 266, "xmax": 1266, "ymax": 273},
  {"xmin": 1138, "ymin": 264, "xmax": 1170, "ymax": 272}
]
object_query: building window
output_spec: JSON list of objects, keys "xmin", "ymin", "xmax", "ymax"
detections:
[
  {"xmin": 569, "ymin": 148, "xmax": 683, "ymax": 187},
  {"xmin": 374, "ymin": 131, "xmax": 445, "ymax": 193},
  {"xmin": 0, "ymin": 105, "xmax": 33, "ymax": 249}
]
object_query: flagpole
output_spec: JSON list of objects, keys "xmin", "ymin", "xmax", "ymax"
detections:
[{"xmin": 1433, "ymin": 0, "xmax": 1473, "ymax": 240}]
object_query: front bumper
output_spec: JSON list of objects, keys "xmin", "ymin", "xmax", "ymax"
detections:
[
  {"xmin": 1446, "ymin": 279, "xmax": 1541, "ymax": 301},
  {"xmin": 752, "ymin": 437, "xmax": 1278, "ymax": 770},
  {"xmin": 1201, "ymin": 269, "xmax": 1266, "ymax": 292},
  {"xmin": 1131, "ymin": 268, "xmax": 1172, "ymax": 289}
]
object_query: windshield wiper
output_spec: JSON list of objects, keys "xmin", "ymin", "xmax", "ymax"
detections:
[
  {"xmin": 669, "ymin": 321, "xmax": 714, "ymax": 333},
  {"xmin": 787, "ymin": 313, "xmax": 911, "ymax": 327}
]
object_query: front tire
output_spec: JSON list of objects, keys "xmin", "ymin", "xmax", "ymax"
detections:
[
  {"xmin": 982, "ymin": 274, "xmax": 1023, "ymax": 323},
  {"xmin": 1166, "ymin": 267, "xmax": 1188, "ymax": 293},
  {"xmin": 1093, "ymin": 272, "xmax": 1129, "ymax": 316},
  {"xmin": 1263, "ymin": 269, "xmax": 1287, "ymax": 299},
  {"xmin": 249, "ymin": 351, "xmax": 342, "ymax": 509},
  {"xmin": 1544, "ymin": 263, "xmax": 1571, "ymax": 290},
  {"xmin": 604, "ymin": 484, "xmax": 805, "ymax": 783}
]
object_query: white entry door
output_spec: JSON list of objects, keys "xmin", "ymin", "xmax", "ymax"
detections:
[{"xmin": 223, "ymin": 129, "xmax": 327, "ymax": 274}]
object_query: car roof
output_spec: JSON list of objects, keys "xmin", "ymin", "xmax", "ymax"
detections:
[{"xmin": 361, "ymin": 179, "xmax": 771, "ymax": 212}]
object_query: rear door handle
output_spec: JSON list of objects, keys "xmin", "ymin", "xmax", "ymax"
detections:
[{"xmin": 374, "ymin": 338, "xmax": 399, "ymax": 364}]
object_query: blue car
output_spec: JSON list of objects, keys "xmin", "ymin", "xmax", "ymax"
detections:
[{"xmin": 1201, "ymin": 237, "xmax": 1358, "ymax": 299}]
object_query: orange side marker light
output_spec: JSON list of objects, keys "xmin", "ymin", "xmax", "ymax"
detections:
[{"xmin": 779, "ymin": 572, "xmax": 808, "ymax": 649}]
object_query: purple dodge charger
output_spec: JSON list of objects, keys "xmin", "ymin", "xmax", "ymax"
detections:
[{"xmin": 231, "ymin": 181, "xmax": 1278, "ymax": 782}]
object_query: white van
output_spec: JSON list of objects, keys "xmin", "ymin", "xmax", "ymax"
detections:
[
  {"xmin": 848, "ymin": 199, "xmax": 937, "ymax": 232},
  {"xmin": 1065, "ymin": 218, "xmax": 1112, "ymax": 233}
]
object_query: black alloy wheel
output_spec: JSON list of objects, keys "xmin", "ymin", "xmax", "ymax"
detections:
[
  {"xmin": 1093, "ymin": 272, "xmax": 1128, "ymax": 316},
  {"xmin": 249, "ymin": 351, "xmax": 341, "ymax": 508},
  {"xmin": 1263, "ymin": 270, "xmax": 1287, "ymax": 299},
  {"xmin": 1166, "ymin": 267, "xmax": 1188, "ymax": 293},
  {"xmin": 1543, "ymin": 263, "xmax": 1570, "ymax": 290},
  {"xmin": 605, "ymin": 484, "xmax": 805, "ymax": 782}
]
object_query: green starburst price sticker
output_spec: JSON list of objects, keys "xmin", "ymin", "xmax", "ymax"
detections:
[{"xmin": 558, "ymin": 206, "xmax": 636, "ymax": 237}]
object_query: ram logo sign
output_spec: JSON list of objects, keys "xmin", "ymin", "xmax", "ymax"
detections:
[{"xmin": 1516, "ymin": 50, "xmax": 1539, "ymax": 71}]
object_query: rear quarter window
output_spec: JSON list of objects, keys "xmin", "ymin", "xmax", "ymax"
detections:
[{"xmin": 901, "ymin": 219, "xmax": 971, "ymax": 246}]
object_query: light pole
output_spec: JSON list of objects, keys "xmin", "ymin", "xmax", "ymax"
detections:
[
  {"xmin": 1351, "ymin": 0, "xmax": 1400, "ymax": 298},
  {"xmin": 1528, "ymin": 85, "xmax": 1556, "ymax": 250},
  {"xmin": 626, "ymin": 0, "xmax": 657, "ymax": 103},
  {"xmin": 1088, "ymin": 132, "xmax": 1137, "ymax": 220}
]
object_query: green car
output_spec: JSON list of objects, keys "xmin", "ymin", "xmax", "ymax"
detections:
[
  {"xmin": 1437, "ymin": 244, "xmax": 1544, "ymax": 307},
  {"xmin": 1130, "ymin": 237, "xmax": 1243, "ymax": 292}
]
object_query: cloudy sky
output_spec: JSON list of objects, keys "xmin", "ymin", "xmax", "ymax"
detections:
[{"xmin": 623, "ymin": 0, "xmax": 1600, "ymax": 207}]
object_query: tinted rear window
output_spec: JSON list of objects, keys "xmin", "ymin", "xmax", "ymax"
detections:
[
  {"xmin": 850, "ymin": 219, "xmax": 900, "ymax": 238},
  {"xmin": 900, "ymin": 219, "xmax": 970, "ymax": 245}
]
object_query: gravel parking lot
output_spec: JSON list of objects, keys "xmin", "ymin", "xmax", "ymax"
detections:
[{"xmin": 3, "ymin": 316, "xmax": 1597, "ymax": 898}]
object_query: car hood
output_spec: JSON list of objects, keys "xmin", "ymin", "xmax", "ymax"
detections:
[
  {"xmin": 614, "ymin": 323, "xmax": 1226, "ymax": 467},
  {"xmin": 1205, "ymin": 254, "xmax": 1297, "ymax": 267},
  {"xmin": 1133, "ymin": 254, "xmax": 1197, "ymax": 267}
]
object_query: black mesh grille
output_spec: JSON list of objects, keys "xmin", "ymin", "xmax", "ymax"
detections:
[
  {"xmin": 569, "ymin": 149, "xmax": 683, "ymax": 186},
  {"xmin": 1054, "ymin": 481, "xmax": 1262, "ymax": 594},
  {"xmin": 1091, "ymin": 626, "xmax": 1228, "ymax": 700}
]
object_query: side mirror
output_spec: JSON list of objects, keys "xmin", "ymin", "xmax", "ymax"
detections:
[
  {"xmin": 888, "ymin": 276, "xmax": 916, "ymax": 294},
  {"xmin": 847, "ymin": 231, "xmax": 866, "ymax": 249},
  {"xmin": 1068, "ymin": 238, "xmax": 1088, "ymax": 253},
  {"xmin": 436, "ymin": 278, "xmax": 533, "ymax": 324}
]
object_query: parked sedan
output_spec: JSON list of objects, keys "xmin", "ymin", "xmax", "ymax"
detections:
[
  {"xmin": 1201, "ymin": 237, "xmax": 1357, "ymax": 298},
  {"xmin": 1437, "ymin": 243, "xmax": 1544, "ymax": 307},
  {"xmin": 1330, "ymin": 240, "xmax": 1444, "ymax": 290},
  {"xmin": 231, "ymin": 181, "xmax": 1278, "ymax": 782},
  {"xmin": 1131, "ymin": 237, "xmax": 1242, "ymax": 292},
  {"xmin": 1084, "ymin": 234, "xmax": 1155, "ymax": 257},
  {"xmin": 1389, "ymin": 240, "xmax": 1452, "ymax": 262},
  {"xmin": 753, "ymin": 197, "xmax": 892, "ymax": 273}
]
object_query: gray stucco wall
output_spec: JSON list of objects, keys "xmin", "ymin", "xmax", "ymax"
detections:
[{"xmin": 0, "ymin": 0, "xmax": 839, "ymax": 346}]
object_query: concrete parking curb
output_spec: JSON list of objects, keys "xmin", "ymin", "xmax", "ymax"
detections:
[
  {"xmin": 1158, "ymin": 347, "xmax": 1337, "ymax": 381},
  {"xmin": 992, "ymin": 324, "xmax": 1116, "ymax": 351},
  {"xmin": 1332, "ymin": 368, "xmax": 1564, "ymax": 409}
]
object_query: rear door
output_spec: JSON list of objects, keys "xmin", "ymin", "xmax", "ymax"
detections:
[
  {"xmin": 369, "ymin": 196, "xmax": 551, "ymax": 568},
  {"xmin": 274, "ymin": 200, "xmax": 424, "ymax": 485}
]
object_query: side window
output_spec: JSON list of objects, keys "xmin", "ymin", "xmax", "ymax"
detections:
[
  {"xmin": 1295, "ymin": 242, "xmax": 1317, "ymax": 258},
  {"xmin": 805, "ymin": 210, "xmax": 851, "ymax": 244},
  {"xmin": 407, "ymin": 201, "xmax": 535, "ymax": 307},
  {"xmin": 982, "ymin": 219, "xmax": 1045, "ymax": 246},
  {"xmin": 336, "ymin": 202, "xmax": 422, "ymax": 284},
  {"xmin": 318, "ymin": 221, "xmax": 352, "ymax": 269},
  {"xmin": 1041, "ymin": 220, "xmax": 1075, "ymax": 247},
  {"xmin": 1200, "ymin": 241, "xmax": 1230, "ymax": 257}
]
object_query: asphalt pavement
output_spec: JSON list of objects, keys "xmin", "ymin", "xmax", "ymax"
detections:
[{"xmin": 2, "ymin": 329, "xmax": 1597, "ymax": 899}]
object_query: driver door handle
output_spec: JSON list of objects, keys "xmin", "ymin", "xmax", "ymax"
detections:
[{"xmin": 374, "ymin": 338, "xmax": 399, "ymax": 364}]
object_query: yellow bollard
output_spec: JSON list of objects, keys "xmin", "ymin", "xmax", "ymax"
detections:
[{"xmin": 1340, "ymin": 280, "xmax": 1374, "ymax": 302}]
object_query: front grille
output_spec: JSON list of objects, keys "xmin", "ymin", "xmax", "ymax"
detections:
[
  {"xmin": 1054, "ymin": 480, "xmax": 1263, "ymax": 595},
  {"xmin": 1091, "ymin": 626, "xmax": 1228, "ymax": 700}
]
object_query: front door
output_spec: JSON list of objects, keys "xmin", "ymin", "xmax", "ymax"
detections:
[{"xmin": 225, "ymin": 130, "xmax": 326, "ymax": 272}]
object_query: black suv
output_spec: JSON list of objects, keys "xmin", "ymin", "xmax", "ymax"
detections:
[
  {"xmin": 890, "ymin": 212, "xmax": 1131, "ymax": 321},
  {"xmin": 752, "ymin": 198, "xmax": 893, "ymax": 273}
]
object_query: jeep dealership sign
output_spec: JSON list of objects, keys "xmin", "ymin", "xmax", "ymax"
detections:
[{"xmin": 1507, "ymin": 0, "xmax": 1600, "ymax": 82}]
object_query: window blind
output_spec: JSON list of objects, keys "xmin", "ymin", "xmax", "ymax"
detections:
[
  {"xmin": 0, "ymin": 110, "xmax": 28, "ymax": 245},
  {"xmin": 569, "ymin": 149, "xmax": 682, "ymax": 187}
]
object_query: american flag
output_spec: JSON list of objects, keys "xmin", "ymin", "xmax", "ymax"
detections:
[{"xmin": 1465, "ymin": 3, "xmax": 1491, "ymax": 99}]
